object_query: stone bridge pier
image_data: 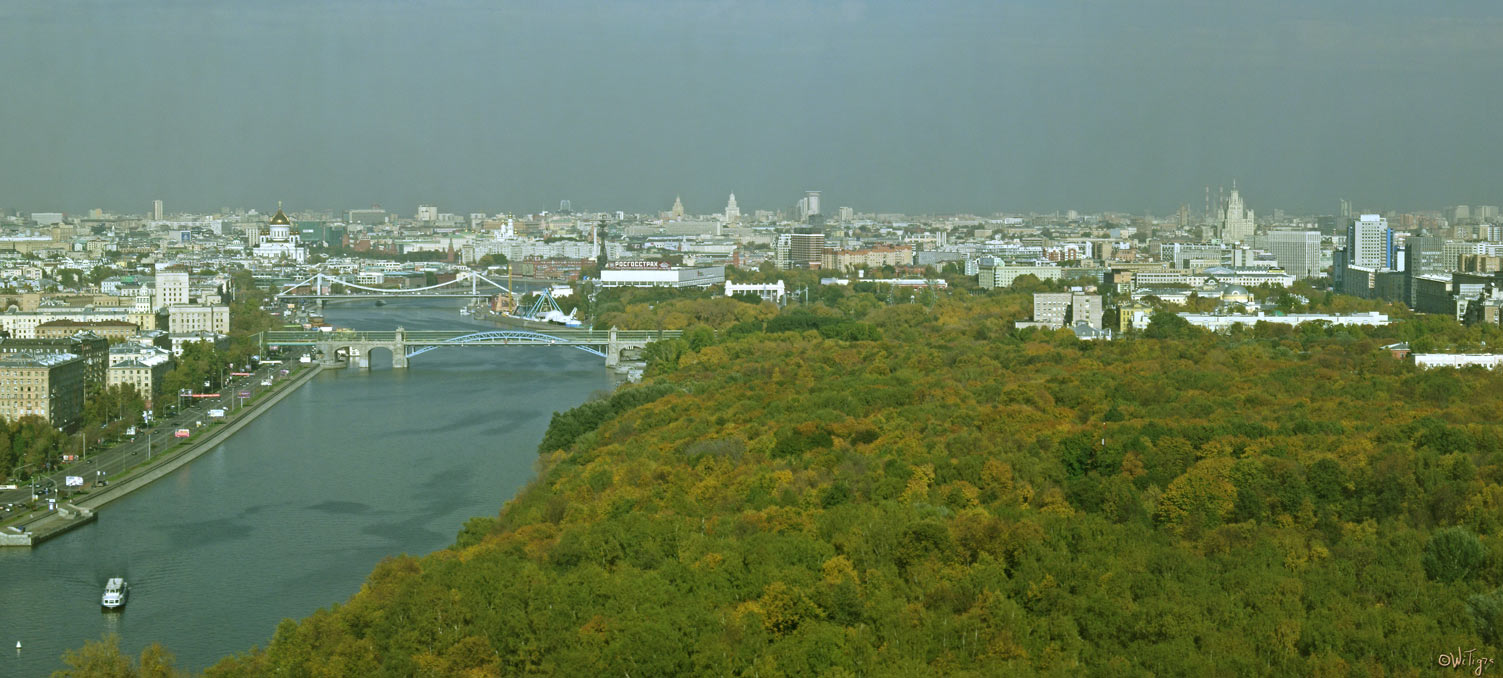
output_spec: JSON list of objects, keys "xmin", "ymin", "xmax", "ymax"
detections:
[
  {"xmin": 604, "ymin": 326, "xmax": 656, "ymax": 367},
  {"xmin": 318, "ymin": 328, "xmax": 409, "ymax": 369}
]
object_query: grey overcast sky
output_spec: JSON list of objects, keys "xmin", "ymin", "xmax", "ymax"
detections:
[{"xmin": 1, "ymin": 0, "xmax": 1500, "ymax": 217}]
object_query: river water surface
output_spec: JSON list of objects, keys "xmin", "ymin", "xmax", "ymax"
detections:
[{"xmin": 0, "ymin": 298, "xmax": 612, "ymax": 675}]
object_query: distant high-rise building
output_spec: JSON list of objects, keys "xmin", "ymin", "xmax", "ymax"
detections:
[
  {"xmin": 347, "ymin": 207, "xmax": 387, "ymax": 225},
  {"xmin": 670, "ymin": 196, "xmax": 685, "ymax": 219},
  {"xmin": 1219, "ymin": 185, "xmax": 1255, "ymax": 243},
  {"xmin": 776, "ymin": 230, "xmax": 824, "ymax": 269},
  {"xmin": 1255, "ymin": 230, "xmax": 1322, "ymax": 278},
  {"xmin": 1338, "ymin": 199, "xmax": 1355, "ymax": 234},
  {"xmin": 1404, "ymin": 235, "xmax": 1447, "ymax": 307},
  {"xmin": 152, "ymin": 199, "xmax": 163, "ymax": 221},
  {"xmin": 1405, "ymin": 236, "xmax": 1447, "ymax": 275},
  {"xmin": 417, "ymin": 204, "xmax": 438, "ymax": 222},
  {"xmin": 838, "ymin": 206, "xmax": 854, "ymax": 223},
  {"xmin": 1347, "ymin": 214, "xmax": 1393, "ymax": 268},
  {"xmin": 723, "ymin": 193, "xmax": 740, "ymax": 223},
  {"xmin": 559, "ymin": 199, "xmax": 572, "ymax": 214},
  {"xmin": 795, "ymin": 191, "xmax": 821, "ymax": 222}
]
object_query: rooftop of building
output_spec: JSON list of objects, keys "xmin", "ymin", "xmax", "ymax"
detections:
[
  {"xmin": 0, "ymin": 351, "xmax": 81, "ymax": 367},
  {"xmin": 34, "ymin": 319, "xmax": 139, "ymax": 328}
]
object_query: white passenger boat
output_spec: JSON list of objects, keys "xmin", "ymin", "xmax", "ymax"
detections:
[{"xmin": 101, "ymin": 578, "xmax": 128, "ymax": 610}]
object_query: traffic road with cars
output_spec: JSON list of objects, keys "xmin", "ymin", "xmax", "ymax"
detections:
[{"xmin": 0, "ymin": 354, "xmax": 310, "ymax": 521}]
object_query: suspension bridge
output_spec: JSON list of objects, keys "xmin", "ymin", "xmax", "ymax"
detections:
[
  {"xmin": 275, "ymin": 270, "xmax": 512, "ymax": 300},
  {"xmin": 260, "ymin": 327, "xmax": 681, "ymax": 368}
]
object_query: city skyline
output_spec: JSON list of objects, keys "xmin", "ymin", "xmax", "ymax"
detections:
[
  {"xmin": 5, "ymin": 189, "xmax": 1499, "ymax": 223},
  {"xmin": 3, "ymin": 1, "xmax": 1502, "ymax": 216}
]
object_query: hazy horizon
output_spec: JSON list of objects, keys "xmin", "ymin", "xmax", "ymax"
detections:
[{"xmin": 3, "ymin": 0, "xmax": 1501, "ymax": 217}]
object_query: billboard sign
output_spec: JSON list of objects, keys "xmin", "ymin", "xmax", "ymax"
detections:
[
  {"xmin": 606, "ymin": 260, "xmax": 671, "ymax": 270},
  {"xmin": 65, "ymin": 476, "xmax": 84, "ymax": 487}
]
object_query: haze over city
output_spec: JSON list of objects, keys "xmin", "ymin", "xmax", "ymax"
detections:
[
  {"xmin": 12, "ymin": 2, "xmax": 1503, "ymax": 676},
  {"xmin": 3, "ymin": 0, "xmax": 1501, "ymax": 216}
]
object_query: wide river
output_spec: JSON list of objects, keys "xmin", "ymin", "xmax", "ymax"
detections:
[{"xmin": 0, "ymin": 298, "xmax": 613, "ymax": 676}]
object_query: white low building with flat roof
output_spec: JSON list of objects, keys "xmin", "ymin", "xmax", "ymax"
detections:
[
  {"xmin": 1178, "ymin": 311, "xmax": 1389, "ymax": 332},
  {"xmin": 599, "ymin": 263, "xmax": 725, "ymax": 288},
  {"xmin": 726, "ymin": 281, "xmax": 785, "ymax": 303},
  {"xmin": 1414, "ymin": 354, "xmax": 1503, "ymax": 369}
]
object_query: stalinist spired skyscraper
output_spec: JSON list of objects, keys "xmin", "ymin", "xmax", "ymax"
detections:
[
  {"xmin": 723, "ymin": 193, "xmax": 740, "ymax": 223},
  {"xmin": 1220, "ymin": 183, "xmax": 1255, "ymax": 243}
]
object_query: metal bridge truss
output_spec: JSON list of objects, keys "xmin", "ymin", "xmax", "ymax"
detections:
[
  {"xmin": 276, "ymin": 270, "xmax": 513, "ymax": 299},
  {"xmin": 262, "ymin": 328, "xmax": 680, "ymax": 366},
  {"xmin": 404, "ymin": 331, "xmax": 606, "ymax": 359}
]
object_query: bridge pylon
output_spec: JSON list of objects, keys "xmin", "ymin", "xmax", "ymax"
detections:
[
  {"xmin": 392, "ymin": 327, "xmax": 408, "ymax": 369},
  {"xmin": 606, "ymin": 326, "xmax": 620, "ymax": 367}
]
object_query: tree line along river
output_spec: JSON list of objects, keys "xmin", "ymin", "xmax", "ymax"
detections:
[{"xmin": 0, "ymin": 298, "xmax": 614, "ymax": 675}]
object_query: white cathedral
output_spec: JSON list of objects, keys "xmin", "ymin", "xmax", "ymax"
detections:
[{"xmin": 252, "ymin": 205, "xmax": 309, "ymax": 263}]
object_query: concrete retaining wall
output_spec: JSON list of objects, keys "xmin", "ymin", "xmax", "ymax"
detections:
[{"xmin": 76, "ymin": 363, "xmax": 325, "ymax": 513}]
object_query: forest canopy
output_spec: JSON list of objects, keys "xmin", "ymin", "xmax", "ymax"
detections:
[{"xmin": 72, "ymin": 285, "xmax": 1503, "ymax": 676}]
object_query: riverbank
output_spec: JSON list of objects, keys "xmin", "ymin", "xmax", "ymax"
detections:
[
  {"xmin": 0, "ymin": 363, "xmax": 325, "ymax": 547},
  {"xmin": 0, "ymin": 298, "xmax": 621, "ymax": 677}
]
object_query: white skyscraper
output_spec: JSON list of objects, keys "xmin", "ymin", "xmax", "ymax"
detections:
[
  {"xmin": 1348, "ymin": 214, "xmax": 1392, "ymax": 268},
  {"xmin": 1255, "ymin": 230, "xmax": 1322, "ymax": 278},
  {"xmin": 417, "ymin": 204, "xmax": 438, "ymax": 222},
  {"xmin": 152, "ymin": 199, "xmax": 163, "ymax": 221},
  {"xmin": 1219, "ymin": 185, "xmax": 1255, "ymax": 243},
  {"xmin": 723, "ymin": 193, "xmax": 740, "ymax": 223}
]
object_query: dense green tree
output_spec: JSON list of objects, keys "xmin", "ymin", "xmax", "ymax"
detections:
[
  {"xmin": 1423, "ymin": 526, "xmax": 1487, "ymax": 582},
  {"xmin": 52, "ymin": 634, "xmax": 184, "ymax": 678}
]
